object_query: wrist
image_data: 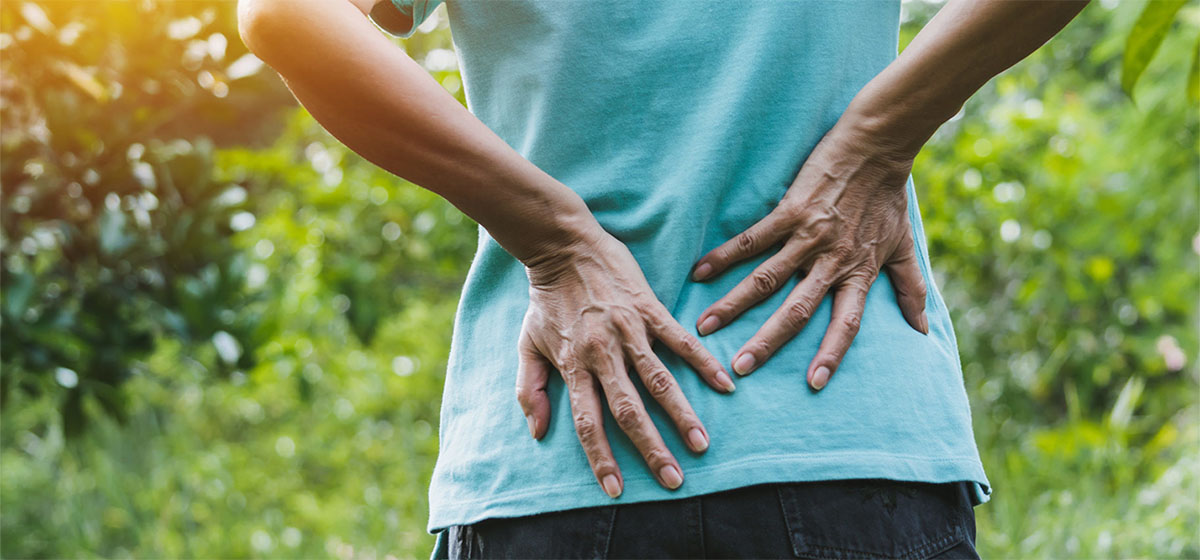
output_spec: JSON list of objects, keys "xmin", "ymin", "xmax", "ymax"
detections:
[
  {"xmin": 464, "ymin": 173, "xmax": 608, "ymax": 268},
  {"xmin": 815, "ymin": 98, "xmax": 923, "ymax": 195},
  {"xmin": 839, "ymin": 72, "xmax": 963, "ymax": 162},
  {"xmin": 510, "ymin": 202, "xmax": 608, "ymax": 270},
  {"xmin": 520, "ymin": 216, "xmax": 618, "ymax": 288}
]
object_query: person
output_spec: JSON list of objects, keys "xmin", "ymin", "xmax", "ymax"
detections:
[{"xmin": 237, "ymin": 0, "xmax": 1089, "ymax": 557}]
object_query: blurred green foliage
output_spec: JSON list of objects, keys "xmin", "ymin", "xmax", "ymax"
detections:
[
  {"xmin": 1120, "ymin": 0, "xmax": 1193, "ymax": 100},
  {"xmin": 1, "ymin": 0, "xmax": 1197, "ymax": 558},
  {"xmin": 0, "ymin": 0, "xmax": 294, "ymax": 435}
]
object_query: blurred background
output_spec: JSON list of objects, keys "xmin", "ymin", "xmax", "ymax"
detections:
[{"xmin": 1, "ymin": 0, "xmax": 1196, "ymax": 558}]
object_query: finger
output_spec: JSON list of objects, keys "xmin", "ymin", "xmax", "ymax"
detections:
[
  {"xmin": 590, "ymin": 349, "xmax": 685, "ymax": 491},
  {"xmin": 566, "ymin": 368, "xmax": 624, "ymax": 499},
  {"xmin": 691, "ymin": 212, "xmax": 787, "ymax": 282},
  {"xmin": 731, "ymin": 258, "xmax": 836, "ymax": 376},
  {"xmin": 644, "ymin": 304, "xmax": 736, "ymax": 393},
  {"xmin": 806, "ymin": 280, "xmax": 870, "ymax": 391},
  {"xmin": 515, "ymin": 329, "xmax": 552, "ymax": 439},
  {"xmin": 618, "ymin": 323, "xmax": 710, "ymax": 454},
  {"xmin": 696, "ymin": 237, "xmax": 818, "ymax": 337},
  {"xmin": 884, "ymin": 235, "xmax": 929, "ymax": 334}
]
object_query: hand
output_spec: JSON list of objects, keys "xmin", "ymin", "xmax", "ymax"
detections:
[
  {"xmin": 515, "ymin": 224, "xmax": 736, "ymax": 498},
  {"xmin": 689, "ymin": 119, "xmax": 929, "ymax": 391}
]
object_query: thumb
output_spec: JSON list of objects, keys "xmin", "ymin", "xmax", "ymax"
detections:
[
  {"xmin": 883, "ymin": 234, "xmax": 929, "ymax": 335},
  {"xmin": 515, "ymin": 328, "xmax": 553, "ymax": 439}
]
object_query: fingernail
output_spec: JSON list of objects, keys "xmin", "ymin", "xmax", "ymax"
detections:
[
  {"xmin": 811, "ymin": 366, "xmax": 830, "ymax": 390},
  {"xmin": 733, "ymin": 352, "xmax": 756, "ymax": 376},
  {"xmin": 919, "ymin": 314, "xmax": 929, "ymax": 335},
  {"xmin": 526, "ymin": 415, "xmax": 537, "ymax": 438},
  {"xmin": 602, "ymin": 474, "xmax": 622, "ymax": 498},
  {"xmin": 692, "ymin": 262, "xmax": 713, "ymax": 281},
  {"xmin": 698, "ymin": 315, "xmax": 721, "ymax": 336},
  {"xmin": 715, "ymin": 370, "xmax": 736, "ymax": 392},
  {"xmin": 688, "ymin": 428, "xmax": 709, "ymax": 452},
  {"xmin": 659, "ymin": 465, "xmax": 683, "ymax": 489}
]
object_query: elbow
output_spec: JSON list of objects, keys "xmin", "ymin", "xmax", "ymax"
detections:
[{"xmin": 237, "ymin": 0, "xmax": 291, "ymax": 64}]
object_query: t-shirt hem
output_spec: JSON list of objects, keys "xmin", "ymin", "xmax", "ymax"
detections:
[{"xmin": 425, "ymin": 450, "xmax": 992, "ymax": 533}]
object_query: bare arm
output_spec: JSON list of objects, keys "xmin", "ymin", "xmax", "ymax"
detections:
[
  {"xmin": 237, "ymin": 0, "xmax": 734, "ymax": 498},
  {"xmin": 692, "ymin": 0, "xmax": 1090, "ymax": 388},
  {"xmin": 237, "ymin": 0, "xmax": 589, "ymax": 265},
  {"xmin": 848, "ymin": 0, "xmax": 1092, "ymax": 156}
]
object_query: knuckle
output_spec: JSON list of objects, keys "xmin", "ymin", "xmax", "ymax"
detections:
[
  {"xmin": 676, "ymin": 334, "xmax": 701, "ymax": 356},
  {"xmin": 735, "ymin": 231, "xmax": 758, "ymax": 253},
  {"xmin": 642, "ymin": 448, "xmax": 672, "ymax": 468},
  {"xmin": 573, "ymin": 413, "xmax": 601, "ymax": 440},
  {"xmin": 751, "ymin": 338, "xmax": 774, "ymax": 357},
  {"xmin": 613, "ymin": 307, "xmax": 641, "ymax": 330},
  {"xmin": 640, "ymin": 311, "xmax": 666, "ymax": 337},
  {"xmin": 633, "ymin": 298, "xmax": 660, "ymax": 318},
  {"xmin": 644, "ymin": 369, "xmax": 675, "ymax": 399},
  {"xmin": 815, "ymin": 354, "xmax": 837, "ymax": 369},
  {"xmin": 515, "ymin": 385, "xmax": 533, "ymax": 405},
  {"xmin": 751, "ymin": 270, "xmax": 778, "ymax": 298},
  {"xmin": 839, "ymin": 312, "xmax": 863, "ymax": 335},
  {"xmin": 591, "ymin": 458, "xmax": 618, "ymax": 475},
  {"xmin": 610, "ymin": 396, "xmax": 643, "ymax": 429},
  {"xmin": 785, "ymin": 298, "xmax": 816, "ymax": 326},
  {"xmin": 581, "ymin": 332, "xmax": 608, "ymax": 355},
  {"xmin": 815, "ymin": 225, "xmax": 839, "ymax": 245},
  {"xmin": 813, "ymin": 272, "xmax": 835, "ymax": 292}
]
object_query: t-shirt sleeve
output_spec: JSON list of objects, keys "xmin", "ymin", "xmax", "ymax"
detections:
[{"xmin": 369, "ymin": 0, "xmax": 444, "ymax": 38}]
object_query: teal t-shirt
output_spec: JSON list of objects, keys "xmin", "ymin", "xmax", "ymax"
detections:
[{"xmin": 371, "ymin": 0, "xmax": 992, "ymax": 546}]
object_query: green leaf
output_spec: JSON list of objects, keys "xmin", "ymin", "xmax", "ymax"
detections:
[{"xmin": 1121, "ymin": 0, "xmax": 1188, "ymax": 100}]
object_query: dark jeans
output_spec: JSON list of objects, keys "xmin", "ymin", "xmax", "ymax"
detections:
[{"xmin": 443, "ymin": 479, "xmax": 980, "ymax": 559}]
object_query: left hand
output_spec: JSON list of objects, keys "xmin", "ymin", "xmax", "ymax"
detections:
[{"xmin": 689, "ymin": 119, "xmax": 929, "ymax": 391}]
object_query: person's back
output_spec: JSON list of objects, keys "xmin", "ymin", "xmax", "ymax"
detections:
[{"xmin": 238, "ymin": 0, "xmax": 1089, "ymax": 556}]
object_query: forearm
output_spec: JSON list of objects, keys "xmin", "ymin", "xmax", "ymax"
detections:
[
  {"xmin": 843, "ymin": 0, "xmax": 1090, "ymax": 157},
  {"xmin": 237, "ymin": 0, "xmax": 599, "ymax": 265}
]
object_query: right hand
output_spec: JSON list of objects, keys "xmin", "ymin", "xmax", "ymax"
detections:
[{"xmin": 515, "ymin": 224, "xmax": 736, "ymax": 498}]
